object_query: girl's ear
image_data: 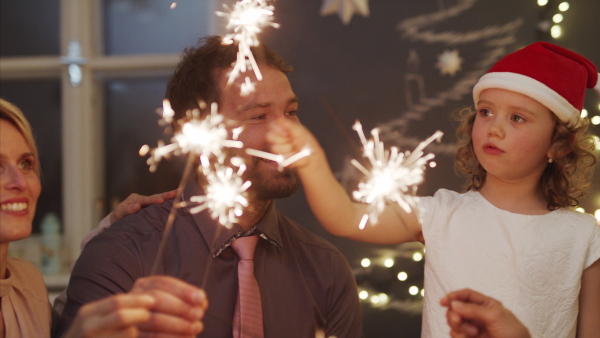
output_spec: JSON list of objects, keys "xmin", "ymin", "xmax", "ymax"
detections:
[
  {"xmin": 547, "ymin": 140, "xmax": 556, "ymax": 161},
  {"xmin": 547, "ymin": 149, "xmax": 555, "ymax": 163},
  {"xmin": 547, "ymin": 140, "xmax": 573, "ymax": 161}
]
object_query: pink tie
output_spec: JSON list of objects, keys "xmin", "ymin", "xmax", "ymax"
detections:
[{"xmin": 231, "ymin": 236, "xmax": 264, "ymax": 338}]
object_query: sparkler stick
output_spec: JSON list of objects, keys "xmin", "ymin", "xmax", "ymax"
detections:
[
  {"xmin": 150, "ymin": 152, "xmax": 197, "ymax": 275},
  {"xmin": 320, "ymin": 97, "xmax": 362, "ymax": 154},
  {"xmin": 351, "ymin": 120, "xmax": 443, "ymax": 229}
]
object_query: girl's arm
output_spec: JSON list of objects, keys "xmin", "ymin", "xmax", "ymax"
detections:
[
  {"xmin": 268, "ymin": 119, "xmax": 422, "ymax": 244},
  {"xmin": 577, "ymin": 258, "xmax": 600, "ymax": 337}
]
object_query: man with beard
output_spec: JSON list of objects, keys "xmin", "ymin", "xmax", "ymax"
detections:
[{"xmin": 57, "ymin": 36, "xmax": 363, "ymax": 337}]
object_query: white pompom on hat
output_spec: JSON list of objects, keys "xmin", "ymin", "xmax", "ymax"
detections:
[{"xmin": 473, "ymin": 41, "xmax": 600, "ymax": 127}]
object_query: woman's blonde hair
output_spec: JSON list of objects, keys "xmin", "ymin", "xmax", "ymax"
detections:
[
  {"xmin": 0, "ymin": 98, "xmax": 40, "ymax": 176},
  {"xmin": 454, "ymin": 107, "xmax": 596, "ymax": 209}
]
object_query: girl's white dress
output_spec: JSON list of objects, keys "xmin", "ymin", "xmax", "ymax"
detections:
[{"xmin": 418, "ymin": 189, "xmax": 600, "ymax": 338}]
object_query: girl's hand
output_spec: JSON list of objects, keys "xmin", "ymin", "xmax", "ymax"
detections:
[{"xmin": 267, "ymin": 118, "xmax": 325, "ymax": 175}]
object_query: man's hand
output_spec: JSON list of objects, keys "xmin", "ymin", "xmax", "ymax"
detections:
[
  {"xmin": 64, "ymin": 276, "xmax": 208, "ymax": 338},
  {"xmin": 132, "ymin": 276, "xmax": 208, "ymax": 336},
  {"xmin": 440, "ymin": 288, "xmax": 530, "ymax": 338},
  {"xmin": 64, "ymin": 293, "xmax": 155, "ymax": 338}
]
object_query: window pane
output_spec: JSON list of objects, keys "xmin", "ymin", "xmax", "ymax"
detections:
[
  {"xmin": 0, "ymin": 0, "xmax": 60, "ymax": 56},
  {"xmin": 103, "ymin": 0, "xmax": 215, "ymax": 55},
  {"xmin": 0, "ymin": 80, "xmax": 63, "ymax": 233},
  {"xmin": 104, "ymin": 78, "xmax": 183, "ymax": 212}
]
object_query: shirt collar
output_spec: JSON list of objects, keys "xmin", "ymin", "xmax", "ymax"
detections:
[{"xmin": 182, "ymin": 177, "xmax": 283, "ymax": 257}]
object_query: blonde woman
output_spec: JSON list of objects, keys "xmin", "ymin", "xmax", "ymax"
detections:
[{"xmin": 0, "ymin": 99, "xmax": 207, "ymax": 337}]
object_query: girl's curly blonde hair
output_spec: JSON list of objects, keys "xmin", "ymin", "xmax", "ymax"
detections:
[{"xmin": 453, "ymin": 107, "xmax": 596, "ymax": 210}]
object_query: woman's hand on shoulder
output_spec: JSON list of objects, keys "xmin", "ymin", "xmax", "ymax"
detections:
[{"xmin": 109, "ymin": 190, "xmax": 177, "ymax": 223}]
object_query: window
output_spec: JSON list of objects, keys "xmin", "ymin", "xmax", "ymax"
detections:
[{"xmin": 0, "ymin": 0, "xmax": 223, "ymax": 266}]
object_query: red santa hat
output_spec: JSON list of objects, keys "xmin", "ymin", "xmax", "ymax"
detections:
[{"xmin": 473, "ymin": 41, "xmax": 600, "ymax": 127}]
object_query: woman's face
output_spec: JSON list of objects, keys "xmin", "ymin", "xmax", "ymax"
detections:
[{"xmin": 0, "ymin": 119, "xmax": 41, "ymax": 243}]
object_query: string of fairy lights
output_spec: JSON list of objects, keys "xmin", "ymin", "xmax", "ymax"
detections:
[
  {"xmin": 355, "ymin": 243, "xmax": 426, "ymax": 310},
  {"xmin": 536, "ymin": 0, "xmax": 600, "ymax": 220},
  {"xmin": 536, "ymin": 0, "xmax": 571, "ymax": 39}
]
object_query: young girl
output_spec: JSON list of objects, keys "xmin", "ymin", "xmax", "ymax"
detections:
[{"xmin": 268, "ymin": 42, "xmax": 600, "ymax": 337}]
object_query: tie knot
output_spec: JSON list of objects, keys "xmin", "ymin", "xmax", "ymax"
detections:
[{"xmin": 231, "ymin": 235, "xmax": 259, "ymax": 260}]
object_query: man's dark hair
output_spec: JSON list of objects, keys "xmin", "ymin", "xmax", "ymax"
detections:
[{"xmin": 166, "ymin": 35, "xmax": 292, "ymax": 120}]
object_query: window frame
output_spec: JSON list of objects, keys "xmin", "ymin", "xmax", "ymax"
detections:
[{"xmin": 0, "ymin": 0, "xmax": 221, "ymax": 264}]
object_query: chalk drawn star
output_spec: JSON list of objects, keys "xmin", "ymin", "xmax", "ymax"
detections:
[
  {"xmin": 320, "ymin": 0, "xmax": 369, "ymax": 25},
  {"xmin": 436, "ymin": 49, "xmax": 463, "ymax": 76}
]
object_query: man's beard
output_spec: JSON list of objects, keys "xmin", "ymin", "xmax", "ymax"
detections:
[{"xmin": 243, "ymin": 156, "xmax": 301, "ymax": 201}]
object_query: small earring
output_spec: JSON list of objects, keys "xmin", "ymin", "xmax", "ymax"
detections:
[{"xmin": 548, "ymin": 158, "xmax": 553, "ymax": 163}]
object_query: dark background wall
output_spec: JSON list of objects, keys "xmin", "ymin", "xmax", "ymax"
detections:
[{"xmin": 261, "ymin": 0, "xmax": 600, "ymax": 336}]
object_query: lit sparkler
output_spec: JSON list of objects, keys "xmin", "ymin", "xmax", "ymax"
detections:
[
  {"xmin": 351, "ymin": 121, "xmax": 443, "ymax": 229},
  {"xmin": 184, "ymin": 159, "xmax": 252, "ymax": 228},
  {"xmin": 146, "ymin": 102, "xmax": 246, "ymax": 274},
  {"xmin": 245, "ymin": 145, "xmax": 312, "ymax": 171},
  {"xmin": 140, "ymin": 102, "xmax": 244, "ymax": 172},
  {"xmin": 217, "ymin": 0, "xmax": 279, "ymax": 93}
]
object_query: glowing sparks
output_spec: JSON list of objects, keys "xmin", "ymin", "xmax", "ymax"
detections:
[
  {"xmin": 185, "ymin": 161, "xmax": 251, "ymax": 228},
  {"xmin": 240, "ymin": 77, "xmax": 257, "ymax": 96},
  {"xmin": 160, "ymin": 99, "xmax": 175, "ymax": 124},
  {"xmin": 141, "ymin": 102, "xmax": 243, "ymax": 172},
  {"xmin": 350, "ymin": 121, "xmax": 443, "ymax": 229},
  {"xmin": 217, "ymin": 0, "xmax": 279, "ymax": 93},
  {"xmin": 245, "ymin": 145, "xmax": 312, "ymax": 171},
  {"xmin": 245, "ymin": 148, "xmax": 284, "ymax": 163}
]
